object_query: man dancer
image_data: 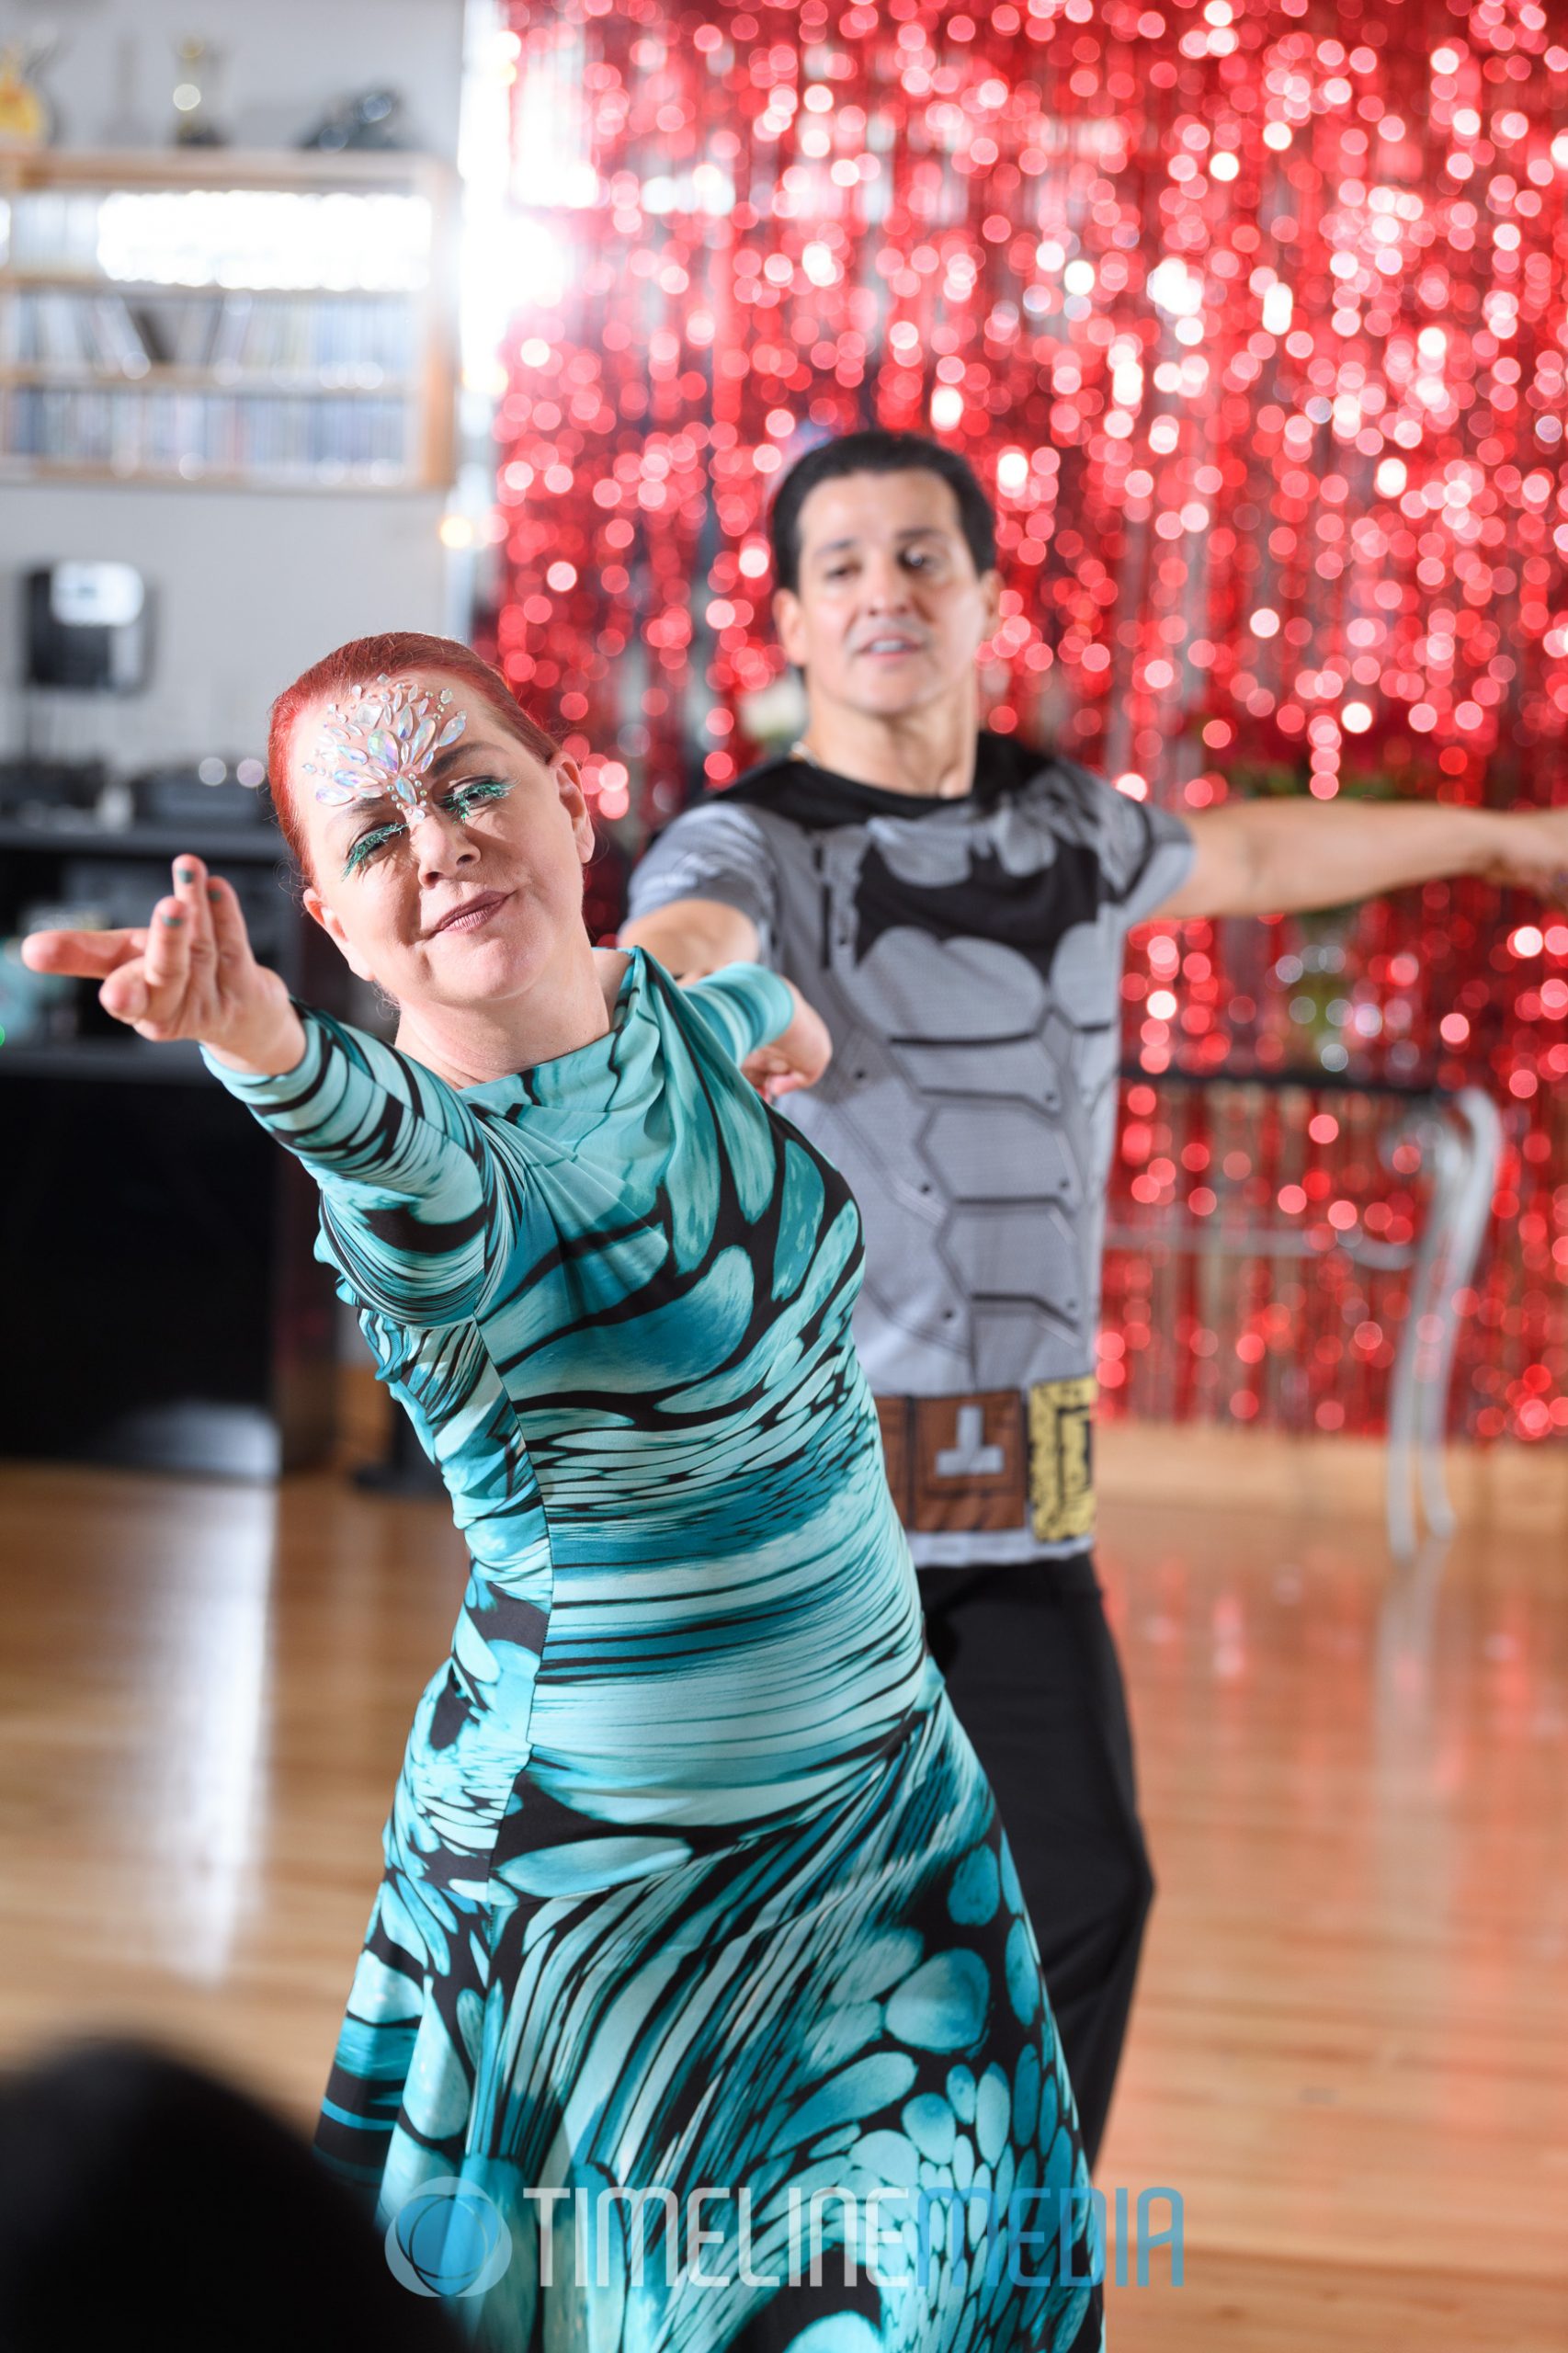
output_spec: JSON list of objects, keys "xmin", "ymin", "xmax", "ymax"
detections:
[{"xmin": 622, "ymin": 428, "xmax": 1568, "ymax": 2164}]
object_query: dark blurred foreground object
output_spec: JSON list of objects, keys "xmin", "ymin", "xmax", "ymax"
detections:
[
  {"xmin": 0, "ymin": 2041, "xmax": 463, "ymax": 2353},
  {"xmin": 301, "ymin": 88, "xmax": 405, "ymax": 152}
]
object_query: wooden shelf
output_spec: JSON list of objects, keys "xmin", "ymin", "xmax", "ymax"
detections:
[
  {"xmin": 0, "ymin": 146, "xmax": 450, "ymax": 193},
  {"xmin": 0, "ymin": 457, "xmax": 419, "ymax": 492},
  {"xmin": 0, "ymin": 268, "xmax": 418, "ymax": 298},
  {"xmin": 0, "ymin": 147, "xmax": 458, "ymax": 492},
  {"xmin": 0, "ymin": 364, "xmax": 414, "ymax": 393}
]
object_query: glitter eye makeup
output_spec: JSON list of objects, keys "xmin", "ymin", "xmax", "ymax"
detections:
[
  {"xmin": 341, "ymin": 818, "xmax": 405, "ymax": 880},
  {"xmin": 446, "ymin": 776, "xmax": 514, "ymax": 819},
  {"xmin": 338, "ymin": 775, "xmax": 517, "ymax": 881},
  {"xmin": 302, "ymin": 674, "xmax": 469, "ymax": 817}
]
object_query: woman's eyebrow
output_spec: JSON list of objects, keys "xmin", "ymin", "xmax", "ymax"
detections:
[
  {"xmin": 427, "ymin": 736, "xmax": 506, "ymax": 783},
  {"xmin": 325, "ymin": 798, "xmax": 392, "ymax": 836}
]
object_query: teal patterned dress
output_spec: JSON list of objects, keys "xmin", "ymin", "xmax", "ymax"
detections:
[{"xmin": 207, "ymin": 949, "xmax": 1102, "ymax": 2353}]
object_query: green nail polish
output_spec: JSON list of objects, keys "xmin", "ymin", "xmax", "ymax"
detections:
[
  {"xmin": 177, "ymin": 866, "xmax": 197, "ymax": 883},
  {"xmin": 207, "ymin": 884, "xmax": 222, "ymax": 902},
  {"xmin": 161, "ymin": 912, "xmax": 184, "ymax": 926}
]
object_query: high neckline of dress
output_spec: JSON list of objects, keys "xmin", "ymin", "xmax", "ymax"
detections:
[{"xmin": 457, "ymin": 948, "xmax": 644, "ymax": 1104}]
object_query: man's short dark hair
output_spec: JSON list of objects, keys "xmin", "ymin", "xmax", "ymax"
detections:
[{"xmin": 768, "ymin": 430, "xmax": 997, "ymax": 595}]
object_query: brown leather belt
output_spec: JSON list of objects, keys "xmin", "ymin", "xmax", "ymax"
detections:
[{"xmin": 874, "ymin": 1378, "xmax": 1097, "ymax": 1544}]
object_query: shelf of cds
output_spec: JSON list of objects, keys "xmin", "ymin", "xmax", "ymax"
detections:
[{"xmin": 0, "ymin": 149, "xmax": 458, "ymax": 492}]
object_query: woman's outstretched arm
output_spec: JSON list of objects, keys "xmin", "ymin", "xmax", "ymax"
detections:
[
  {"xmin": 679, "ymin": 962, "xmax": 833, "ymax": 1101},
  {"xmin": 24, "ymin": 854, "xmax": 509, "ymax": 1327},
  {"xmin": 23, "ymin": 850, "xmax": 304, "ymax": 1073}
]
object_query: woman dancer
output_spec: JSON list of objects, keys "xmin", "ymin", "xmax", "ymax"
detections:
[{"xmin": 25, "ymin": 634, "xmax": 1101, "ymax": 2353}]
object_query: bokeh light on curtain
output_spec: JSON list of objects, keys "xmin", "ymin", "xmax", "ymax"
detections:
[{"xmin": 483, "ymin": 0, "xmax": 1567, "ymax": 1443}]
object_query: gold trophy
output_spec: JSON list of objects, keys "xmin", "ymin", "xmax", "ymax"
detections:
[
  {"xmin": 171, "ymin": 37, "xmax": 225, "ymax": 147},
  {"xmin": 0, "ymin": 36, "xmax": 57, "ymax": 151}
]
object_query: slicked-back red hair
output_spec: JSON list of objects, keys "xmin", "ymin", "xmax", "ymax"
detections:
[{"xmin": 267, "ymin": 631, "xmax": 561, "ymax": 875}]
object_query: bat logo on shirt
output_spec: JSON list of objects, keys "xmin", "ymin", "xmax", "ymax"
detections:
[{"xmin": 851, "ymin": 838, "xmax": 1104, "ymax": 982}]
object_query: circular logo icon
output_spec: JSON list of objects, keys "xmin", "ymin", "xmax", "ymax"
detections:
[{"xmin": 385, "ymin": 2176, "xmax": 513, "ymax": 2300}]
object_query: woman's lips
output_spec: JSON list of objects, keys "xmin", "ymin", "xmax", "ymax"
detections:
[{"xmin": 427, "ymin": 889, "xmax": 511, "ymax": 938}]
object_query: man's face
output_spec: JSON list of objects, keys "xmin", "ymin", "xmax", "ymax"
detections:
[{"xmin": 773, "ymin": 469, "xmax": 1000, "ymax": 721}]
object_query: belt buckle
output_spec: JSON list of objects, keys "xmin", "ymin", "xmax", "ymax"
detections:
[
  {"xmin": 874, "ymin": 1380, "xmax": 1098, "ymax": 1543},
  {"xmin": 876, "ymin": 1390, "xmax": 1025, "ymax": 1534}
]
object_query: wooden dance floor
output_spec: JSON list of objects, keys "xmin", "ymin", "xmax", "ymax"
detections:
[{"xmin": 1, "ymin": 1415, "xmax": 1564, "ymax": 2349}]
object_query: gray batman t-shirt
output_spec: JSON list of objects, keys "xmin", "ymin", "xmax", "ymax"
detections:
[{"xmin": 627, "ymin": 733, "xmax": 1194, "ymax": 1565}]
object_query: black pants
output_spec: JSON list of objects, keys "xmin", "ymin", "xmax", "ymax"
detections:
[{"xmin": 919, "ymin": 1552, "xmax": 1154, "ymax": 2172}]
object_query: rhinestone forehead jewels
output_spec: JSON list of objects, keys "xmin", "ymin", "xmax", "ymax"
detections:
[{"xmin": 301, "ymin": 674, "xmax": 468, "ymax": 813}]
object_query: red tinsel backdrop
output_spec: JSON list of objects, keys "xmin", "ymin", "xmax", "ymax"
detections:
[{"xmin": 483, "ymin": 0, "xmax": 1567, "ymax": 1443}]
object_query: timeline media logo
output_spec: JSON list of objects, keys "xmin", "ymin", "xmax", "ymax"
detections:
[
  {"xmin": 384, "ymin": 2176, "xmax": 514, "ymax": 2299},
  {"xmin": 383, "ymin": 2178, "xmax": 1184, "ymax": 2298}
]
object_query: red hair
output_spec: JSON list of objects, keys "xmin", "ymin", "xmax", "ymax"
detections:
[{"xmin": 267, "ymin": 631, "xmax": 561, "ymax": 874}]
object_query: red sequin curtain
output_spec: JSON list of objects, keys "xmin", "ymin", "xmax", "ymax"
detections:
[{"xmin": 488, "ymin": 0, "xmax": 1568, "ymax": 1443}]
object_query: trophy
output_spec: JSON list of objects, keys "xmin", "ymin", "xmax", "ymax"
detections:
[
  {"xmin": 171, "ymin": 37, "xmax": 225, "ymax": 147},
  {"xmin": 0, "ymin": 34, "xmax": 59, "ymax": 151}
]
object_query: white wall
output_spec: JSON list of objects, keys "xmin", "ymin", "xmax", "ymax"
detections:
[
  {"xmin": 2, "ymin": 0, "xmax": 466, "ymax": 155},
  {"xmin": 0, "ymin": 0, "xmax": 467, "ymax": 768}
]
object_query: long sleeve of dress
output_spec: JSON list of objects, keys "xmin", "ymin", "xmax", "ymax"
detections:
[
  {"xmin": 678, "ymin": 961, "xmax": 795, "ymax": 1064},
  {"xmin": 207, "ymin": 1010, "xmax": 552, "ymax": 1896},
  {"xmin": 203, "ymin": 1006, "xmax": 515, "ymax": 1327}
]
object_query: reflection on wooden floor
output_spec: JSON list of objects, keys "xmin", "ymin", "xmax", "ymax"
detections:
[{"xmin": 1, "ymin": 1424, "xmax": 1564, "ymax": 2350}]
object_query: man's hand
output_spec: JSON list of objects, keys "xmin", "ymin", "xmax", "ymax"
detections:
[
  {"xmin": 1158, "ymin": 797, "xmax": 1568, "ymax": 924},
  {"xmin": 1476, "ymin": 808, "xmax": 1568, "ymax": 899},
  {"xmin": 21, "ymin": 853, "xmax": 305, "ymax": 1075},
  {"xmin": 743, "ymin": 980, "xmax": 833, "ymax": 1103}
]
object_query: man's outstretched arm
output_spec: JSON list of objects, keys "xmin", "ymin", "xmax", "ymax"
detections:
[
  {"xmin": 1154, "ymin": 797, "xmax": 1568, "ymax": 922},
  {"xmin": 621, "ymin": 895, "xmax": 762, "ymax": 979}
]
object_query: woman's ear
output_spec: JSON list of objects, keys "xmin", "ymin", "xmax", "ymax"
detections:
[
  {"xmin": 302, "ymin": 883, "xmax": 376, "ymax": 983},
  {"xmin": 554, "ymin": 756, "xmax": 596, "ymax": 865}
]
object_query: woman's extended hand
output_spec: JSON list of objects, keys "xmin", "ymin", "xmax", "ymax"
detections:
[
  {"xmin": 742, "ymin": 979, "xmax": 834, "ymax": 1104},
  {"xmin": 20, "ymin": 853, "xmax": 305, "ymax": 1076}
]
